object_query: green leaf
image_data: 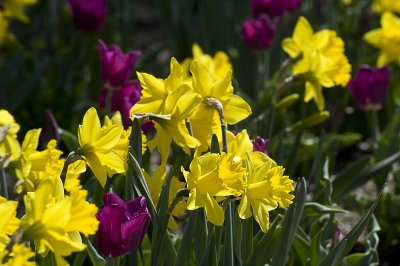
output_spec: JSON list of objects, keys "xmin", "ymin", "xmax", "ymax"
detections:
[
  {"xmin": 175, "ymin": 207, "xmax": 198, "ymax": 266},
  {"xmin": 333, "ymin": 152, "xmax": 400, "ymax": 200},
  {"xmin": 292, "ymin": 228, "xmax": 311, "ymax": 266},
  {"xmin": 59, "ymin": 128, "xmax": 79, "ymax": 152},
  {"xmin": 319, "ymin": 185, "xmax": 385, "ymax": 266},
  {"xmin": 245, "ymin": 215, "xmax": 283, "ymax": 266},
  {"xmin": 303, "ymin": 202, "xmax": 346, "ymax": 217},
  {"xmin": 84, "ymin": 237, "xmax": 106, "ymax": 266},
  {"xmin": 271, "ymin": 177, "xmax": 307, "ymax": 266},
  {"xmin": 332, "ymin": 156, "xmax": 370, "ymax": 199}
]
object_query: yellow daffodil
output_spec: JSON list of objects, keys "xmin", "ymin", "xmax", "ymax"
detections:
[
  {"xmin": 0, "ymin": 244, "xmax": 36, "ymax": 266},
  {"xmin": 0, "ymin": 109, "xmax": 21, "ymax": 161},
  {"xmin": 1, "ymin": 0, "xmax": 37, "ymax": 23},
  {"xmin": 182, "ymin": 152, "xmax": 245, "ymax": 225},
  {"xmin": 0, "ymin": 13, "xmax": 15, "ymax": 45},
  {"xmin": 372, "ymin": 0, "xmax": 400, "ymax": 14},
  {"xmin": 104, "ymin": 111, "xmax": 147, "ymax": 155},
  {"xmin": 182, "ymin": 43, "xmax": 233, "ymax": 82},
  {"xmin": 0, "ymin": 196, "xmax": 20, "ymax": 250},
  {"xmin": 227, "ymin": 129, "xmax": 253, "ymax": 163},
  {"xmin": 131, "ymin": 57, "xmax": 190, "ymax": 115},
  {"xmin": 189, "ymin": 62, "xmax": 252, "ymax": 151},
  {"xmin": 14, "ymin": 129, "xmax": 67, "ymax": 193},
  {"xmin": 282, "ymin": 16, "xmax": 351, "ymax": 110},
  {"xmin": 77, "ymin": 107, "xmax": 126, "ymax": 187},
  {"xmin": 238, "ymin": 152, "xmax": 294, "ymax": 232},
  {"xmin": 21, "ymin": 178, "xmax": 98, "ymax": 266},
  {"xmin": 364, "ymin": 12, "xmax": 400, "ymax": 66}
]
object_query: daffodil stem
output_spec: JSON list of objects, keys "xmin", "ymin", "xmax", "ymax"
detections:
[
  {"xmin": 93, "ymin": 180, "xmax": 105, "ymax": 207},
  {"xmin": 105, "ymin": 83, "xmax": 114, "ymax": 115},
  {"xmin": 185, "ymin": 119, "xmax": 195, "ymax": 157},
  {"xmin": 60, "ymin": 151, "xmax": 82, "ymax": 184},
  {"xmin": 106, "ymin": 256, "xmax": 120, "ymax": 266},
  {"xmin": 0, "ymin": 168, "xmax": 8, "ymax": 199},
  {"xmin": 221, "ymin": 122, "xmax": 228, "ymax": 154}
]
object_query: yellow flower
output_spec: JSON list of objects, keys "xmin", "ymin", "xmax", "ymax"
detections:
[
  {"xmin": 2, "ymin": 0, "xmax": 37, "ymax": 23},
  {"xmin": 238, "ymin": 152, "xmax": 294, "ymax": 232},
  {"xmin": 15, "ymin": 130, "xmax": 66, "ymax": 193},
  {"xmin": 0, "ymin": 109, "xmax": 21, "ymax": 161},
  {"xmin": 372, "ymin": 0, "xmax": 400, "ymax": 14},
  {"xmin": 1, "ymin": 243, "xmax": 36, "ymax": 266},
  {"xmin": 189, "ymin": 62, "xmax": 252, "ymax": 151},
  {"xmin": 364, "ymin": 12, "xmax": 400, "ymax": 66},
  {"xmin": 104, "ymin": 111, "xmax": 147, "ymax": 155},
  {"xmin": 182, "ymin": 43, "xmax": 233, "ymax": 82},
  {"xmin": 21, "ymin": 178, "xmax": 98, "ymax": 266},
  {"xmin": 182, "ymin": 152, "xmax": 245, "ymax": 226},
  {"xmin": 227, "ymin": 129, "xmax": 253, "ymax": 163},
  {"xmin": 282, "ymin": 16, "xmax": 351, "ymax": 110},
  {"xmin": 0, "ymin": 13, "xmax": 15, "ymax": 45},
  {"xmin": 0, "ymin": 196, "xmax": 20, "ymax": 250},
  {"xmin": 78, "ymin": 107, "xmax": 126, "ymax": 187},
  {"xmin": 131, "ymin": 57, "xmax": 189, "ymax": 115}
]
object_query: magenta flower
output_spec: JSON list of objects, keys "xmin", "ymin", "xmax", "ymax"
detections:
[
  {"xmin": 96, "ymin": 194, "xmax": 151, "ymax": 257},
  {"xmin": 250, "ymin": 0, "xmax": 302, "ymax": 19},
  {"xmin": 241, "ymin": 15, "xmax": 276, "ymax": 50},
  {"xmin": 252, "ymin": 136, "xmax": 269, "ymax": 154},
  {"xmin": 348, "ymin": 66, "xmax": 390, "ymax": 111},
  {"xmin": 98, "ymin": 40, "xmax": 141, "ymax": 87},
  {"xmin": 99, "ymin": 81, "xmax": 142, "ymax": 128},
  {"xmin": 67, "ymin": 0, "xmax": 108, "ymax": 32}
]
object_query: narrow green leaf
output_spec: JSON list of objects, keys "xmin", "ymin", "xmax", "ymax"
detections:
[
  {"xmin": 175, "ymin": 206, "xmax": 198, "ymax": 266},
  {"xmin": 271, "ymin": 177, "xmax": 307, "ymax": 266},
  {"xmin": 333, "ymin": 152, "xmax": 400, "ymax": 200},
  {"xmin": 130, "ymin": 118, "xmax": 142, "ymax": 165},
  {"xmin": 319, "ymin": 185, "xmax": 385, "ymax": 266},
  {"xmin": 195, "ymin": 210, "xmax": 208, "ymax": 264},
  {"xmin": 241, "ymin": 218, "xmax": 253, "ymax": 264},
  {"xmin": 332, "ymin": 156, "xmax": 370, "ymax": 199},
  {"xmin": 303, "ymin": 202, "xmax": 346, "ymax": 217},
  {"xmin": 84, "ymin": 237, "xmax": 106, "ymax": 266},
  {"xmin": 245, "ymin": 215, "xmax": 283, "ymax": 266},
  {"xmin": 292, "ymin": 230, "xmax": 311, "ymax": 266},
  {"xmin": 59, "ymin": 128, "xmax": 79, "ymax": 152}
]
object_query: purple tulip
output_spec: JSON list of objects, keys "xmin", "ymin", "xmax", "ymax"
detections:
[
  {"xmin": 99, "ymin": 80, "xmax": 142, "ymax": 128},
  {"xmin": 67, "ymin": 0, "xmax": 108, "ymax": 32},
  {"xmin": 241, "ymin": 15, "xmax": 276, "ymax": 50},
  {"xmin": 252, "ymin": 136, "xmax": 269, "ymax": 154},
  {"xmin": 96, "ymin": 194, "xmax": 151, "ymax": 257},
  {"xmin": 98, "ymin": 40, "xmax": 141, "ymax": 87},
  {"xmin": 348, "ymin": 66, "xmax": 390, "ymax": 111},
  {"xmin": 250, "ymin": 0, "xmax": 302, "ymax": 19}
]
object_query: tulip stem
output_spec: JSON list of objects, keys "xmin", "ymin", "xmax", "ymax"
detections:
[
  {"xmin": 368, "ymin": 109, "xmax": 380, "ymax": 149},
  {"xmin": 106, "ymin": 256, "xmax": 120, "ymax": 266},
  {"xmin": 0, "ymin": 168, "xmax": 8, "ymax": 199}
]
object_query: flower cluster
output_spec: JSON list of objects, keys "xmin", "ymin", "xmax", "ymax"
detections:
[{"xmin": 282, "ymin": 16, "xmax": 351, "ymax": 111}]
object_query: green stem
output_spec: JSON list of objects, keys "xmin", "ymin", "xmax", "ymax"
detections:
[
  {"xmin": 106, "ymin": 256, "xmax": 120, "ymax": 266},
  {"xmin": 368, "ymin": 109, "xmax": 380, "ymax": 148},
  {"xmin": 60, "ymin": 151, "xmax": 83, "ymax": 183},
  {"xmin": 72, "ymin": 250, "xmax": 87, "ymax": 266},
  {"xmin": 93, "ymin": 180, "xmax": 105, "ymax": 207},
  {"xmin": 1, "ymin": 168, "xmax": 8, "ymax": 198}
]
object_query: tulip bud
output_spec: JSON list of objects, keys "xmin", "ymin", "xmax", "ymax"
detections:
[
  {"xmin": 348, "ymin": 65, "xmax": 390, "ymax": 111},
  {"xmin": 98, "ymin": 40, "xmax": 141, "ymax": 87},
  {"xmin": 67, "ymin": 0, "xmax": 108, "ymax": 32},
  {"xmin": 96, "ymin": 194, "xmax": 151, "ymax": 257},
  {"xmin": 241, "ymin": 15, "xmax": 276, "ymax": 50}
]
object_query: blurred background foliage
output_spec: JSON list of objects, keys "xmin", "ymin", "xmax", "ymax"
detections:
[{"xmin": 2, "ymin": 0, "xmax": 400, "ymax": 264}]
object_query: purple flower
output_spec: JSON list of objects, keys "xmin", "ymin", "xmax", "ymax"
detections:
[
  {"xmin": 241, "ymin": 15, "xmax": 276, "ymax": 50},
  {"xmin": 99, "ymin": 80, "xmax": 142, "ymax": 128},
  {"xmin": 96, "ymin": 194, "xmax": 151, "ymax": 257},
  {"xmin": 250, "ymin": 0, "xmax": 302, "ymax": 19},
  {"xmin": 98, "ymin": 40, "xmax": 141, "ymax": 87},
  {"xmin": 252, "ymin": 136, "xmax": 269, "ymax": 154},
  {"xmin": 348, "ymin": 65, "xmax": 390, "ymax": 111},
  {"xmin": 67, "ymin": 0, "xmax": 108, "ymax": 32}
]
